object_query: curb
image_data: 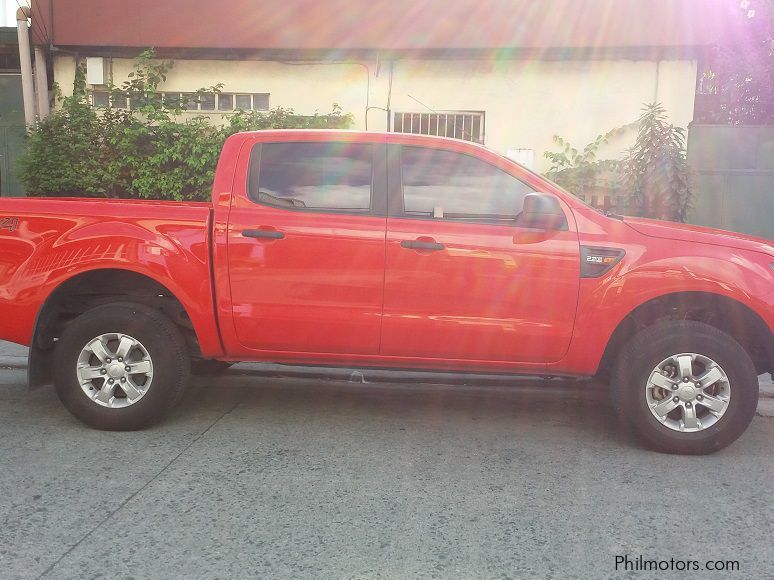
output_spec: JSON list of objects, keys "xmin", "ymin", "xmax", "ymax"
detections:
[
  {"xmin": 757, "ymin": 398, "xmax": 774, "ymax": 418},
  {"xmin": 0, "ymin": 358, "xmax": 27, "ymax": 370}
]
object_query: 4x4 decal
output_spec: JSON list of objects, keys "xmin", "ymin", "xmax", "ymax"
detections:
[{"xmin": 0, "ymin": 217, "xmax": 19, "ymax": 232}]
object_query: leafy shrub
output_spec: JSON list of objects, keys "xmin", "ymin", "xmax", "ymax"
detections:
[
  {"xmin": 544, "ymin": 103, "xmax": 692, "ymax": 221},
  {"xmin": 623, "ymin": 104, "xmax": 692, "ymax": 222},
  {"xmin": 17, "ymin": 69, "xmax": 107, "ymax": 197},
  {"xmin": 18, "ymin": 50, "xmax": 353, "ymax": 201},
  {"xmin": 544, "ymin": 125, "xmax": 630, "ymax": 203}
]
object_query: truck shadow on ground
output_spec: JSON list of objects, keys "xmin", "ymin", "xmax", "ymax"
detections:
[
  {"xmin": 3, "ymin": 367, "xmax": 633, "ymax": 450},
  {"xmin": 178, "ymin": 371, "xmax": 631, "ymax": 451}
]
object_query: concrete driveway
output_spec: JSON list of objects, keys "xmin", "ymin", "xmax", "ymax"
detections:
[{"xmin": 1, "ymin": 366, "xmax": 773, "ymax": 579}]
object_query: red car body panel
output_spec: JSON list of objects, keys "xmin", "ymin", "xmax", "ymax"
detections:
[
  {"xmin": 381, "ymin": 218, "xmax": 580, "ymax": 363},
  {"xmin": 0, "ymin": 198, "xmax": 224, "ymax": 357},
  {"xmin": 562, "ymin": 210, "xmax": 774, "ymax": 375},
  {"xmin": 0, "ymin": 130, "xmax": 772, "ymax": 378},
  {"xmin": 227, "ymin": 205, "xmax": 387, "ymax": 355}
]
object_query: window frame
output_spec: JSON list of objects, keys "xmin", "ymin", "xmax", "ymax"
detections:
[
  {"xmin": 389, "ymin": 144, "xmax": 540, "ymax": 227},
  {"xmin": 246, "ymin": 141, "xmax": 387, "ymax": 217}
]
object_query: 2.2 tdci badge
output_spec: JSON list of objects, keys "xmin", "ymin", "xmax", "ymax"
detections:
[{"xmin": 0, "ymin": 217, "xmax": 19, "ymax": 232}]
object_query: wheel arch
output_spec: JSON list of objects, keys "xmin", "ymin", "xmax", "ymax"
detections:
[
  {"xmin": 597, "ymin": 291, "xmax": 774, "ymax": 380},
  {"xmin": 29, "ymin": 268, "xmax": 204, "ymax": 389}
]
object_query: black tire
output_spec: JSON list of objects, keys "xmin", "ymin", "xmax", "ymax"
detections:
[
  {"xmin": 190, "ymin": 359, "xmax": 234, "ymax": 376},
  {"xmin": 611, "ymin": 320, "xmax": 759, "ymax": 455},
  {"xmin": 53, "ymin": 302, "xmax": 190, "ymax": 430}
]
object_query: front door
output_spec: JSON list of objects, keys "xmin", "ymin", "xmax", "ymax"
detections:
[
  {"xmin": 381, "ymin": 145, "xmax": 580, "ymax": 364},
  {"xmin": 227, "ymin": 139, "xmax": 387, "ymax": 355}
]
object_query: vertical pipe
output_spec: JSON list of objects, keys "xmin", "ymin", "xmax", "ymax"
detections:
[
  {"xmin": 16, "ymin": 7, "xmax": 37, "ymax": 125},
  {"xmin": 34, "ymin": 47, "xmax": 50, "ymax": 119},
  {"xmin": 654, "ymin": 60, "xmax": 661, "ymax": 103},
  {"xmin": 386, "ymin": 60, "xmax": 393, "ymax": 131}
]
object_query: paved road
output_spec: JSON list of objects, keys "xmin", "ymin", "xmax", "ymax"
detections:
[{"xmin": 0, "ymin": 368, "xmax": 772, "ymax": 579}]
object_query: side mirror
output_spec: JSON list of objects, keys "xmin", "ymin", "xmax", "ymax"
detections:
[{"xmin": 516, "ymin": 193, "xmax": 566, "ymax": 230}]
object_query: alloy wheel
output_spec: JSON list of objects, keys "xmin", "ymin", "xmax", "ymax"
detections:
[
  {"xmin": 76, "ymin": 333, "xmax": 154, "ymax": 408},
  {"xmin": 645, "ymin": 352, "xmax": 731, "ymax": 433}
]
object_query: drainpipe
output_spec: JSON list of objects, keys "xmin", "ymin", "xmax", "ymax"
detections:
[
  {"xmin": 16, "ymin": 6, "xmax": 37, "ymax": 126},
  {"xmin": 34, "ymin": 47, "xmax": 50, "ymax": 119}
]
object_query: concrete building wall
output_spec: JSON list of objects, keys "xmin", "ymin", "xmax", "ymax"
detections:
[{"xmin": 52, "ymin": 55, "xmax": 697, "ymax": 172}]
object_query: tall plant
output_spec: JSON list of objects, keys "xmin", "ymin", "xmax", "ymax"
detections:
[
  {"xmin": 623, "ymin": 104, "xmax": 692, "ymax": 222},
  {"xmin": 543, "ymin": 103, "xmax": 692, "ymax": 222}
]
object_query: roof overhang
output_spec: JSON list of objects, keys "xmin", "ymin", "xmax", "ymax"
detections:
[{"xmin": 31, "ymin": 0, "xmax": 734, "ymax": 57}]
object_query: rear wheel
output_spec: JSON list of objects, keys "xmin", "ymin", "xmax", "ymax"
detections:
[
  {"xmin": 53, "ymin": 302, "xmax": 190, "ymax": 430},
  {"xmin": 611, "ymin": 320, "xmax": 758, "ymax": 454}
]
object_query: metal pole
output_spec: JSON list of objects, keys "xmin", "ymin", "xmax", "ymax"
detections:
[{"xmin": 16, "ymin": 6, "xmax": 37, "ymax": 126}]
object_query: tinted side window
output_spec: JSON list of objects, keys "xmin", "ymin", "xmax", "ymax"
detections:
[
  {"xmin": 248, "ymin": 142, "xmax": 372, "ymax": 212},
  {"xmin": 400, "ymin": 146, "xmax": 534, "ymax": 222}
]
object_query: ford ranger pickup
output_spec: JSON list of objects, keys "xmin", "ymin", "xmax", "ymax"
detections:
[{"xmin": 0, "ymin": 130, "xmax": 772, "ymax": 454}]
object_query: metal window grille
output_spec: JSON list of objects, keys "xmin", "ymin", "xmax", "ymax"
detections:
[{"xmin": 393, "ymin": 111, "xmax": 485, "ymax": 144}]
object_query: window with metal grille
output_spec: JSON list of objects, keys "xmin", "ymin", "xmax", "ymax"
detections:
[
  {"xmin": 393, "ymin": 111, "xmax": 485, "ymax": 144},
  {"xmin": 89, "ymin": 91, "xmax": 269, "ymax": 112}
]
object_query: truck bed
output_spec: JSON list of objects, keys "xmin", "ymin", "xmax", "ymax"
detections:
[{"xmin": 0, "ymin": 197, "xmax": 215, "ymax": 348}]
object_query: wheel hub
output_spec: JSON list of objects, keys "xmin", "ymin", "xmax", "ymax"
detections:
[
  {"xmin": 107, "ymin": 362, "xmax": 125, "ymax": 379},
  {"xmin": 676, "ymin": 383, "xmax": 697, "ymax": 401},
  {"xmin": 645, "ymin": 352, "xmax": 731, "ymax": 433}
]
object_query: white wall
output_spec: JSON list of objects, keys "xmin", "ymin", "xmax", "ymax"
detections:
[
  {"xmin": 53, "ymin": 55, "xmax": 697, "ymax": 172},
  {"xmin": 387, "ymin": 59, "xmax": 696, "ymax": 169}
]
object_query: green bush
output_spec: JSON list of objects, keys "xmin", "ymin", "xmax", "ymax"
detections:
[
  {"xmin": 623, "ymin": 104, "xmax": 692, "ymax": 222},
  {"xmin": 18, "ymin": 50, "xmax": 353, "ymax": 201},
  {"xmin": 543, "ymin": 103, "xmax": 692, "ymax": 222},
  {"xmin": 543, "ymin": 125, "xmax": 630, "ymax": 203}
]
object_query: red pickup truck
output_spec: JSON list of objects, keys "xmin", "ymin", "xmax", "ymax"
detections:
[{"xmin": 1, "ymin": 130, "xmax": 772, "ymax": 453}]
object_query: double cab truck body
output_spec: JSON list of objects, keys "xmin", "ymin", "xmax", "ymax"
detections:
[{"xmin": 1, "ymin": 130, "xmax": 772, "ymax": 454}]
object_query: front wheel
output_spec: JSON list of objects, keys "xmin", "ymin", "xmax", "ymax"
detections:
[
  {"xmin": 611, "ymin": 320, "xmax": 758, "ymax": 455},
  {"xmin": 53, "ymin": 302, "xmax": 190, "ymax": 430}
]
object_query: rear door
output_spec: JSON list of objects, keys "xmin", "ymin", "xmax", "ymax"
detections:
[
  {"xmin": 381, "ymin": 144, "xmax": 580, "ymax": 363},
  {"xmin": 227, "ymin": 137, "xmax": 387, "ymax": 355}
]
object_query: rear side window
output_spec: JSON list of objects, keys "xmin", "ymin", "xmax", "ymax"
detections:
[
  {"xmin": 400, "ymin": 146, "xmax": 534, "ymax": 223},
  {"xmin": 248, "ymin": 142, "xmax": 373, "ymax": 212}
]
